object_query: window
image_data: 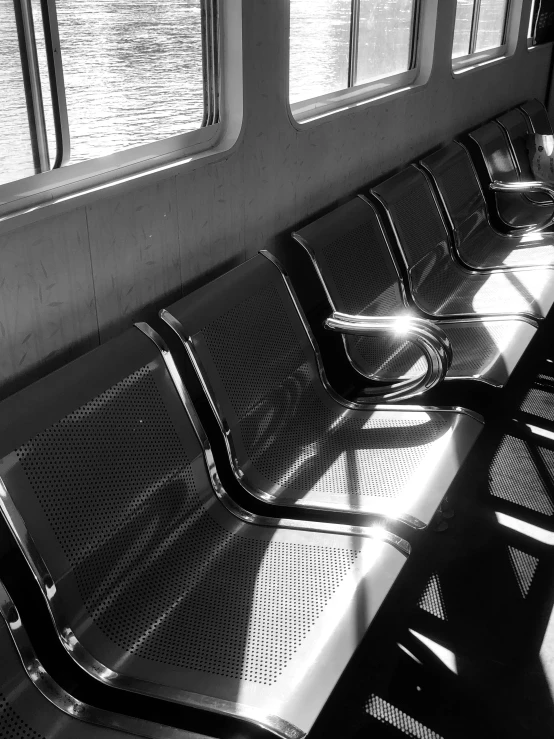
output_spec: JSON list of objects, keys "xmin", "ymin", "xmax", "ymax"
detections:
[
  {"xmin": 0, "ymin": 0, "xmax": 220, "ymax": 207},
  {"xmin": 289, "ymin": 0, "xmax": 420, "ymax": 118},
  {"xmin": 452, "ymin": 0, "xmax": 510, "ymax": 62},
  {"xmin": 529, "ymin": 0, "xmax": 554, "ymax": 46}
]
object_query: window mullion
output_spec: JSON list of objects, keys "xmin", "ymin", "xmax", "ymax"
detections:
[
  {"xmin": 40, "ymin": 0, "xmax": 70, "ymax": 168},
  {"xmin": 348, "ymin": 0, "xmax": 361, "ymax": 88},
  {"xmin": 469, "ymin": 0, "xmax": 482, "ymax": 55},
  {"xmin": 15, "ymin": 0, "xmax": 50, "ymax": 172},
  {"xmin": 201, "ymin": 0, "xmax": 220, "ymax": 127}
]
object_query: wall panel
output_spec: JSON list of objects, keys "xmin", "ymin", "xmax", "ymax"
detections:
[
  {"xmin": 0, "ymin": 208, "xmax": 98, "ymax": 397},
  {"xmin": 86, "ymin": 177, "xmax": 181, "ymax": 342},
  {"xmin": 177, "ymin": 154, "xmax": 246, "ymax": 292}
]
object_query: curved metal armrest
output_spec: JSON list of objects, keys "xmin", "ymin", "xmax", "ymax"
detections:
[
  {"xmin": 490, "ymin": 180, "xmax": 554, "ymax": 231},
  {"xmin": 325, "ymin": 312, "xmax": 453, "ymax": 402},
  {"xmin": 490, "ymin": 180, "xmax": 554, "ymax": 197}
]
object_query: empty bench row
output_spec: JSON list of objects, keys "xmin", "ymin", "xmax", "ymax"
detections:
[
  {"xmin": 291, "ymin": 98, "xmax": 554, "ymax": 401},
  {"xmin": 1, "ymin": 98, "xmax": 553, "ymax": 739}
]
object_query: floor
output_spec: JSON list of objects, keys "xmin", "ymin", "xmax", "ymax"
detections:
[{"xmin": 306, "ymin": 318, "xmax": 554, "ymax": 739}]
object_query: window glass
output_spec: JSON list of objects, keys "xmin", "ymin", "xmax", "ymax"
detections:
[
  {"xmin": 475, "ymin": 0, "xmax": 509, "ymax": 51},
  {"xmin": 290, "ymin": 0, "xmax": 419, "ymax": 106},
  {"xmin": 289, "ymin": 0, "xmax": 350, "ymax": 104},
  {"xmin": 529, "ymin": 0, "xmax": 538, "ymax": 39},
  {"xmin": 54, "ymin": 0, "xmax": 204, "ymax": 165},
  {"xmin": 0, "ymin": 0, "xmax": 38, "ymax": 185},
  {"xmin": 1, "ymin": 0, "xmax": 210, "ymax": 196},
  {"xmin": 452, "ymin": 0, "xmax": 509, "ymax": 60},
  {"xmin": 356, "ymin": 0, "xmax": 415, "ymax": 85},
  {"xmin": 452, "ymin": 0, "xmax": 474, "ymax": 58}
]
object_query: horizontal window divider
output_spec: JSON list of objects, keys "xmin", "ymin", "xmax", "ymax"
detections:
[
  {"xmin": 0, "ymin": 124, "xmax": 221, "ymax": 219},
  {"xmin": 290, "ymin": 68, "xmax": 420, "ymax": 124},
  {"xmin": 452, "ymin": 45, "xmax": 508, "ymax": 72}
]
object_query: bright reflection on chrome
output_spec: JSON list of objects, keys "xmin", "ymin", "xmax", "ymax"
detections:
[
  {"xmin": 491, "ymin": 151, "xmax": 513, "ymax": 174},
  {"xmin": 495, "ymin": 511, "xmax": 554, "ymax": 546},
  {"xmin": 408, "ymin": 629, "xmax": 457, "ymax": 674},
  {"xmin": 393, "ymin": 316, "xmax": 413, "ymax": 336}
]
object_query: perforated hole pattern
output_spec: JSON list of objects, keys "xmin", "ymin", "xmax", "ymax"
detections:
[
  {"xmin": 0, "ymin": 693, "xmax": 45, "ymax": 739},
  {"xmin": 418, "ymin": 573, "xmax": 447, "ymax": 621},
  {"xmin": 382, "ymin": 175, "xmax": 450, "ymax": 268},
  {"xmin": 521, "ymin": 387, "xmax": 554, "ymax": 422},
  {"xmin": 320, "ymin": 218, "xmax": 403, "ymax": 317},
  {"xmin": 350, "ymin": 336, "xmax": 426, "ymax": 380},
  {"xmin": 508, "ymin": 546, "xmax": 539, "ymax": 598},
  {"xmin": 426, "ymin": 149, "xmax": 485, "ymax": 231},
  {"xmin": 16, "ymin": 367, "xmax": 359, "ymax": 685},
  {"xmin": 365, "ymin": 694, "xmax": 443, "ymax": 739},
  {"xmin": 411, "ymin": 257, "xmax": 546, "ymax": 317},
  {"xmin": 488, "ymin": 435, "xmax": 554, "ymax": 516},
  {"xmin": 201, "ymin": 282, "xmax": 306, "ymax": 421},
  {"xmin": 445, "ymin": 321, "xmax": 515, "ymax": 377},
  {"xmin": 239, "ymin": 363, "xmax": 450, "ymax": 498}
]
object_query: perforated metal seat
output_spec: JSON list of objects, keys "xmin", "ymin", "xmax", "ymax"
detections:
[
  {"xmin": 292, "ymin": 196, "xmax": 537, "ymax": 389},
  {"xmin": 372, "ymin": 164, "xmax": 554, "ymax": 322},
  {"xmin": 0, "ymin": 326, "xmax": 411, "ymax": 739},
  {"xmin": 467, "ymin": 120, "xmax": 554, "ymax": 230},
  {"xmin": 420, "ymin": 142, "xmax": 554, "ymax": 270},
  {"xmin": 0, "ymin": 579, "xmax": 194, "ymax": 739},
  {"xmin": 161, "ymin": 254, "xmax": 482, "ymax": 532}
]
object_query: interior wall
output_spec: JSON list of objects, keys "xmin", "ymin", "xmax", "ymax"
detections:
[{"xmin": 0, "ymin": 0, "xmax": 551, "ymax": 400}]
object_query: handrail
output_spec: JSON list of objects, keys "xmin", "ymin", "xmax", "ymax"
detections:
[
  {"xmin": 41, "ymin": 0, "xmax": 70, "ymax": 168},
  {"xmin": 325, "ymin": 312, "xmax": 453, "ymax": 401},
  {"xmin": 490, "ymin": 179, "xmax": 554, "ymax": 231}
]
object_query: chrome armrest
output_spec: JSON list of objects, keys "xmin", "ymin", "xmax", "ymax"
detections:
[
  {"xmin": 490, "ymin": 180, "xmax": 554, "ymax": 231},
  {"xmin": 325, "ymin": 312, "xmax": 453, "ymax": 402},
  {"xmin": 490, "ymin": 180, "xmax": 554, "ymax": 199}
]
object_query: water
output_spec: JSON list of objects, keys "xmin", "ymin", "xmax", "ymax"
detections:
[
  {"xmin": 0, "ymin": 0, "xmax": 203, "ymax": 185},
  {"xmin": 1, "ymin": 0, "xmax": 509, "ymax": 188}
]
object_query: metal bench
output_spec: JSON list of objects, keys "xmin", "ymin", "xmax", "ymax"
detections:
[
  {"xmin": 0, "ymin": 324, "xmax": 410, "ymax": 739},
  {"xmin": 371, "ymin": 163, "xmax": 554, "ymax": 319},
  {"xmin": 161, "ymin": 252, "xmax": 482, "ymax": 532},
  {"xmin": 466, "ymin": 119, "xmax": 554, "ymax": 231},
  {"xmin": 0, "ymin": 578, "xmax": 195, "ymax": 739},
  {"xmin": 420, "ymin": 141, "xmax": 554, "ymax": 269},
  {"xmin": 292, "ymin": 196, "xmax": 537, "ymax": 390},
  {"xmin": 520, "ymin": 98, "xmax": 553, "ymax": 136}
]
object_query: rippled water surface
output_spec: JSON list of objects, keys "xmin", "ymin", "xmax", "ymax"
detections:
[{"xmin": 1, "ymin": 0, "xmax": 509, "ymax": 187}]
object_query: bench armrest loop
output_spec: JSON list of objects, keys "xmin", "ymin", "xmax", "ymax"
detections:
[{"xmin": 325, "ymin": 312, "xmax": 453, "ymax": 402}]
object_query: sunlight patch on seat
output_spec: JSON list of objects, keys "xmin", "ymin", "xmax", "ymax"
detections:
[
  {"xmin": 508, "ymin": 546, "xmax": 538, "ymax": 598},
  {"xmin": 520, "ymin": 232, "xmax": 545, "ymax": 243},
  {"xmin": 496, "ymin": 511, "xmax": 554, "ymax": 545}
]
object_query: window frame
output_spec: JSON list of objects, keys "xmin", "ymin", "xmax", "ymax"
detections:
[
  {"xmin": 452, "ymin": 0, "xmax": 512, "ymax": 72},
  {"xmin": 0, "ymin": 0, "xmax": 235, "ymax": 220},
  {"xmin": 289, "ymin": 0, "xmax": 426, "ymax": 125}
]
